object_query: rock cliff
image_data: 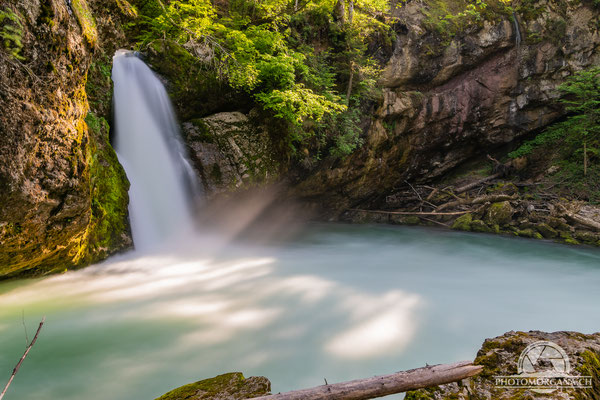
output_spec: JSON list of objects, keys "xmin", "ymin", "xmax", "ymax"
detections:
[
  {"xmin": 0, "ymin": 0, "xmax": 134, "ymax": 278},
  {"xmin": 293, "ymin": 0, "xmax": 600, "ymax": 211}
]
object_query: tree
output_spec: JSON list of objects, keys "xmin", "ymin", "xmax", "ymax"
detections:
[{"xmin": 556, "ymin": 67, "xmax": 600, "ymax": 176}]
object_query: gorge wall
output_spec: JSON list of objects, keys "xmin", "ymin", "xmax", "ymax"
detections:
[
  {"xmin": 0, "ymin": 0, "xmax": 135, "ymax": 278},
  {"xmin": 291, "ymin": 0, "xmax": 600, "ymax": 212},
  {"xmin": 2, "ymin": 0, "xmax": 600, "ymax": 277}
]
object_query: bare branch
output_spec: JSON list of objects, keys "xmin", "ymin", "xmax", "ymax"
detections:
[{"xmin": 0, "ymin": 317, "xmax": 46, "ymax": 400}]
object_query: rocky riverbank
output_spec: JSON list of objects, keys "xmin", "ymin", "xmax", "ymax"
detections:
[{"xmin": 153, "ymin": 331, "xmax": 600, "ymax": 400}]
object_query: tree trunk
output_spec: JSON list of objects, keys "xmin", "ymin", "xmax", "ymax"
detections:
[
  {"xmin": 584, "ymin": 141, "xmax": 588, "ymax": 177},
  {"xmin": 346, "ymin": 62, "xmax": 354, "ymax": 105},
  {"xmin": 251, "ymin": 361, "xmax": 483, "ymax": 400},
  {"xmin": 348, "ymin": 0, "xmax": 354, "ymax": 23},
  {"xmin": 335, "ymin": 0, "xmax": 346, "ymax": 24}
]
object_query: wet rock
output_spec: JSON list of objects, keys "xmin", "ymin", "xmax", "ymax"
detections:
[
  {"xmin": 182, "ymin": 111, "xmax": 279, "ymax": 197},
  {"xmin": 536, "ymin": 223, "xmax": 558, "ymax": 239},
  {"xmin": 406, "ymin": 331, "xmax": 600, "ymax": 400},
  {"xmin": 155, "ymin": 373, "xmax": 271, "ymax": 400},
  {"xmin": 451, "ymin": 213, "xmax": 473, "ymax": 231},
  {"xmin": 485, "ymin": 202, "xmax": 514, "ymax": 226},
  {"xmin": 471, "ymin": 219, "xmax": 492, "ymax": 233}
]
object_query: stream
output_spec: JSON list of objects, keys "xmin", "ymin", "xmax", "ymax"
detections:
[{"xmin": 1, "ymin": 224, "xmax": 599, "ymax": 400}]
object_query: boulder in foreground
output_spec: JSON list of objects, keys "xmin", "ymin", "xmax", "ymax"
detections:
[{"xmin": 155, "ymin": 373, "xmax": 270, "ymax": 400}]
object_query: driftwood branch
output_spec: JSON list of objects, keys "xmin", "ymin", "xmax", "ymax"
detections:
[
  {"xmin": 251, "ymin": 361, "xmax": 483, "ymax": 400},
  {"xmin": 348, "ymin": 209, "xmax": 471, "ymax": 216},
  {"xmin": 454, "ymin": 173, "xmax": 502, "ymax": 194},
  {"xmin": 0, "ymin": 317, "xmax": 46, "ymax": 400}
]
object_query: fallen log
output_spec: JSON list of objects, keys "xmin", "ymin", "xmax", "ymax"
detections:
[
  {"xmin": 563, "ymin": 212, "xmax": 600, "ymax": 231},
  {"xmin": 454, "ymin": 173, "xmax": 502, "ymax": 194},
  {"xmin": 250, "ymin": 361, "xmax": 483, "ymax": 400},
  {"xmin": 348, "ymin": 209, "xmax": 470, "ymax": 216}
]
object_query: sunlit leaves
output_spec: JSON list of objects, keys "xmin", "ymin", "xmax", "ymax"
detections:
[{"xmin": 255, "ymin": 83, "xmax": 346, "ymax": 124}]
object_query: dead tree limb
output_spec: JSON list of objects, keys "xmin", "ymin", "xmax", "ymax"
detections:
[
  {"xmin": 0, "ymin": 317, "xmax": 46, "ymax": 400},
  {"xmin": 562, "ymin": 211, "xmax": 600, "ymax": 231},
  {"xmin": 348, "ymin": 209, "xmax": 470, "ymax": 216},
  {"xmin": 454, "ymin": 173, "xmax": 502, "ymax": 194},
  {"xmin": 250, "ymin": 361, "xmax": 483, "ymax": 400}
]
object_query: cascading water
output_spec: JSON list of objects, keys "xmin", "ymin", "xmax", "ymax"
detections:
[{"xmin": 112, "ymin": 50, "xmax": 199, "ymax": 251}]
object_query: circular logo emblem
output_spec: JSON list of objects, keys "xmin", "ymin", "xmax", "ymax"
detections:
[{"xmin": 517, "ymin": 341, "xmax": 570, "ymax": 393}]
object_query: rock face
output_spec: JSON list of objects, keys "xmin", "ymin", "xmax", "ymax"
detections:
[
  {"xmin": 155, "ymin": 373, "xmax": 271, "ymax": 400},
  {"xmin": 406, "ymin": 330, "xmax": 600, "ymax": 400},
  {"xmin": 0, "ymin": 0, "xmax": 134, "ymax": 278},
  {"xmin": 182, "ymin": 111, "xmax": 279, "ymax": 196},
  {"xmin": 293, "ymin": 0, "xmax": 600, "ymax": 212}
]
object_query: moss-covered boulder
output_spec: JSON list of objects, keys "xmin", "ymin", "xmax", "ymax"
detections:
[
  {"xmin": 471, "ymin": 219, "xmax": 492, "ymax": 233},
  {"xmin": 485, "ymin": 201, "xmax": 514, "ymax": 226},
  {"xmin": 536, "ymin": 222, "xmax": 558, "ymax": 239},
  {"xmin": 451, "ymin": 213, "xmax": 473, "ymax": 231},
  {"xmin": 406, "ymin": 331, "xmax": 600, "ymax": 400},
  {"xmin": 155, "ymin": 373, "xmax": 271, "ymax": 400}
]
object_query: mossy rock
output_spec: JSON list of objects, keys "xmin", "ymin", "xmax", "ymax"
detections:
[
  {"xmin": 407, "ymin": 331, "xmax": 600, "ymax": 400},
  {"xmin": 485, "ymin": 201, "xmax": 514, "ymax": 226},
  {"xmin": 516, "ymin": 228, "xmax": 542, "ymax": 239},
  {"xmin": 559, "ymin": 231, "xmax": 579, "ymax": 245},
  {"xmin": 535, "ymin": 223, "xmax": 557, "ymax": 239},
  {"xmin": 451, "ymin": 213, "xmax": 472, "ymax": 231},
  {"xmin": 154, "ymin": 373, "xmax": 271, "ymax": 400},
  {"xmin": 471, "ymin": 219, "xmax": 492, "ymax": 233},
  {"xmin": 575, "ymin": 232, "xmax": 600, "ymax": 246},
  {"xmin": 71, "ymin": 0, "xmax": 98, "ymax": 46}
]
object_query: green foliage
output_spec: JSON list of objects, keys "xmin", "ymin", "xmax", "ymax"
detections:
[
  {"xmin": 421, "ymin": 0, "xmax": 512, "ymax": 45},
  {"xmin": 84, "ymin": 112, "xmax": 130, "ymax": 256},
  {"xmin": 71, "ymin": 0, "xmax": 98, "ymax": 46},
  {"xmin": 329, "ymin": 108, "xmax": 364, "ymax": 157},
  {"xmin": 0, "ymin": 8, "xmax": 25, "ymax": 60},
  {"xmin": 511, "ymin": 67, "xmax": 600, "ymax": 165},
  {"xmin": 136, "ymin": 0, "xmax": 392, "ymax": 158}
]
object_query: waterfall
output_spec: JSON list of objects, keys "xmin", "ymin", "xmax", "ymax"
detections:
[
  {"xmin": 512, "ymin": 12, "xmax": 522, "ymax": 47},
  {"xmin": 112, "ymin": 50, "xmax": 198, "ymax": 251}
]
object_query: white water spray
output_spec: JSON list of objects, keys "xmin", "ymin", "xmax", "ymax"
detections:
[{"xmin": 112, "ymin": 50, "xmax": 198, "ymax": 251}]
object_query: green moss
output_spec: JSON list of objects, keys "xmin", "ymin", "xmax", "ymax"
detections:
[
  {"xmin": 452, "ymin": 213, "xmax": 472, "ymax": 231},
  {"xmin": 0, "ymin": 8, "xmax": 25, "ymax": 60},
  {"xmin": 115, "ymin": 0, "xmax": 138, "ymax": 17},
  {"xmin": 516, "ymin": 228, "xmax": 542, "ymax": 239},
  {"xmin": 80, "ymin": 112, "xmax": 130, "ymax": 261},
  {"xmin": 38, "ymin": 0, "xmax": 55, "ymax": 26},
  {"xmin": 559, "ymin": 231, "xmax": 579, "ymax": 245},
  {"xmin": 485, "ymin": 201, "xmax": 514, "ymax": 226},
  {"xmin": 575, "ymin": 350, "xmax": 600, "ymax": 400},
  {"xmin": 129, "ymin": 0, "xmax": 163, "ymax": 18},
  {"xmin": 471, "ymin": 219, "xmax": 492, "ymax": 233},
  {"xmin": 575, "ymin": 232, "xmax": 600, "ymax": 245},
  {"xmin": 71, "ymin": 0, "xmax": 98, "ymax": 46},
  {"xmin": 155, "ymin": 373, "xmax": 270, "ymax": 400},
  {"xmin": 536, "ymin": 223, "xmax": 557, "ymax": 239},
  {"xmin": 86, "ymin": 56, "xmax": 113, "ymax": 115}
]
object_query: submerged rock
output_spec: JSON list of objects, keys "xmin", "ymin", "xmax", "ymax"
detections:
[
  {"xmin": 406, "ymin": 331, "xmax": 600, "ymax": 400},
  {"xmin": 155, "ymin": 373, "xmax": 271, "ymax": 400}
]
